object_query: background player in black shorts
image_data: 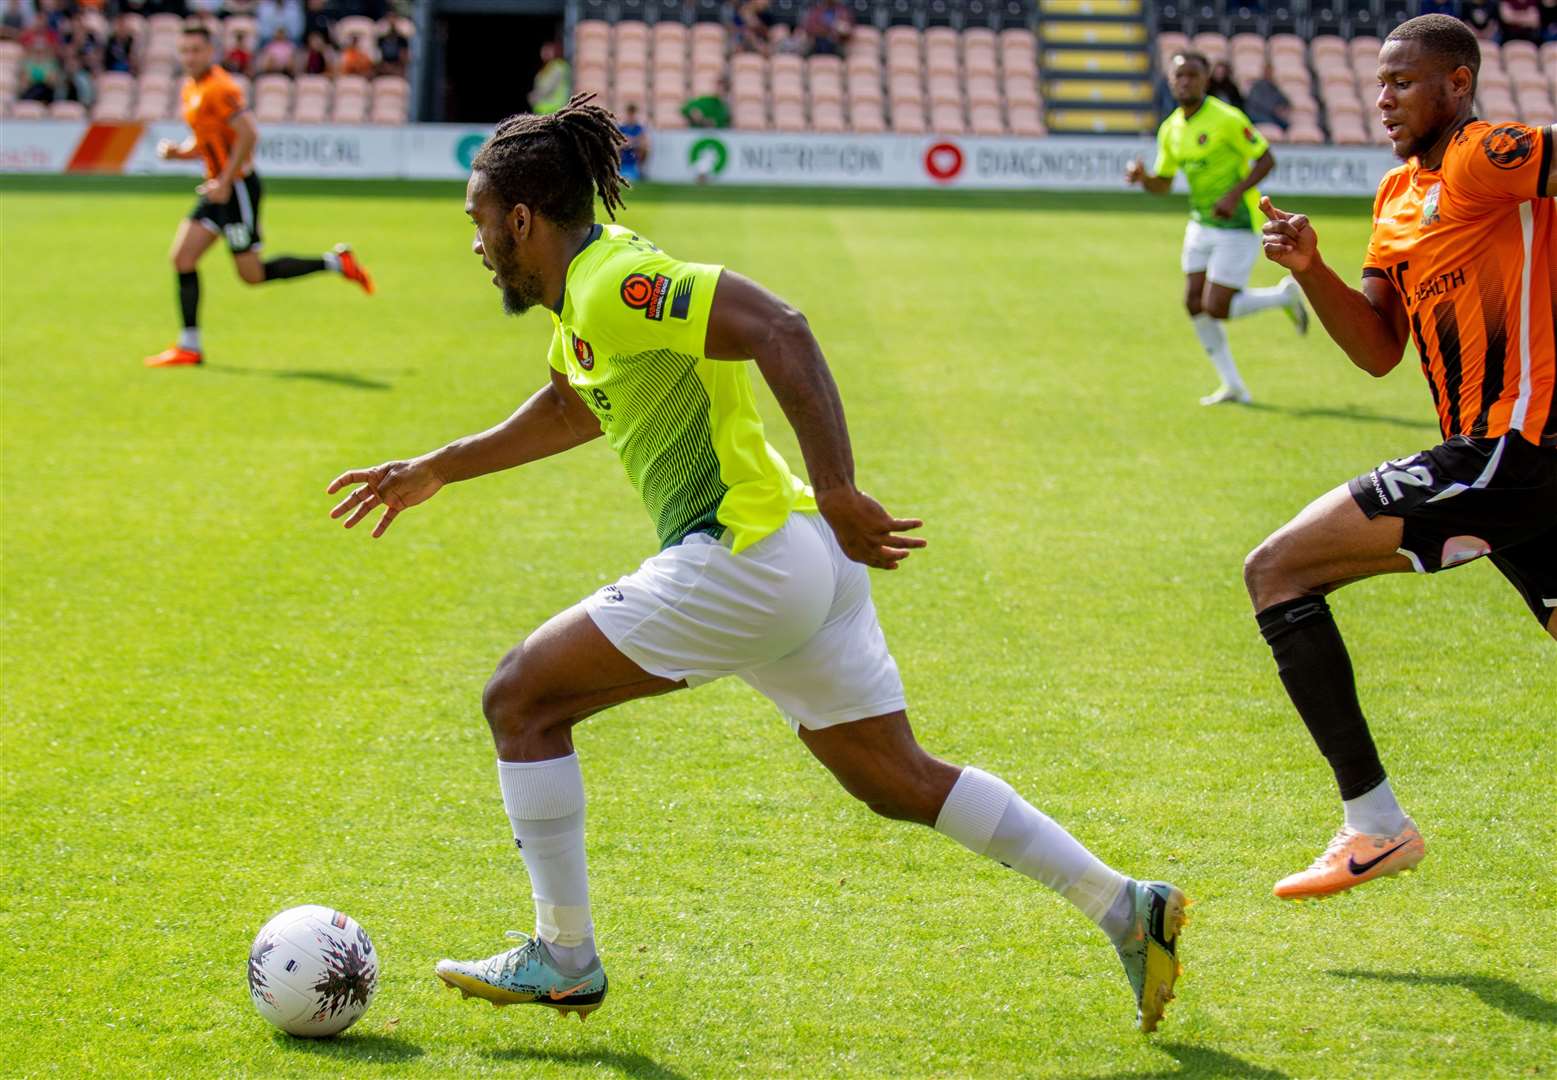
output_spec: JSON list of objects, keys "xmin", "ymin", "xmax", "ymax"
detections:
[
  {"xmin": 144, "ymin": 23, "xmax": 375, "ymax": 368},
  {"xmin": 1244, "ymin": 16, "xmax": 1555, "ymax": 902}
]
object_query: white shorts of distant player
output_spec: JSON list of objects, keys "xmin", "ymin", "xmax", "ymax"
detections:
[
  {"xmin": 1180, "ymin": 220, "xmax": 1261, "ymax": 290},
  {"xmin": 582, "ymin": 511, "xmax": 906, "ymax": 731}
]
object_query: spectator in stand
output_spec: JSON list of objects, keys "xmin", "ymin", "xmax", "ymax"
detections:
[
  {"xmin": 302, "ymin": 0, "xmax": 331, "ymax": 43},
  {"xmin": 0, "ymin": 0, "xmax": 28, "ymax": 41},
  {"xmin": 1541, "ymin": 0, "xmax": 1557, "ymax": 40},
  {"xmin": 618, "ymin": 101, "xmax": 649, "ymax": 181},
  {"xmin": 20, "ymin": 39, "xmax": 58, "ymax": 102},
  {"xmin": 528, "ymin": 41, "xmax": 570, "ymax": 114},
  {"xmin": 1417, "ymin": 0, "xmax": 1460, "ymax": 14},
  {"xmin": 1499, "ymin": 0, "xmax": 1542, "ymax": 39},
  {"xmin": 799, "ymin": 0, "xmax": 851, "ymax": 57},
  {"xmin": 1462, "ymin": 0, "xmax": 1501, "ymax": 39},
  {"xmin": 103, "ymin": 13, "xmax": 136, "ymax": 71},
  {"xmin": 17, "ymin": 10, "xmax": 57, "ymax": 52},
  {"xmin": 256, "ymin": 0, "xmax": 303, "ymax": 46},
  {"xmin": 59, "ymin": 11, "xmax": 100, "ymax": 65},
  {"xmin": 257, "ymin": 25, "xmax": 294, "ymax": 73},
  {"xmin": 1207, "ymin": 60, "xmax": 1245, "ymax": 112},
  {"xmin": 60, "ymin": 51, "xmax": 94, "ymax": 104},
  {"xmin": 295, "ymin": 27, "xmax": 333, "ymax": 75},
  {"xmin": 224, "ymin": 28, "xmax": 254, "ymax": 74},
  {"xmin": 375, "ymin": 16, "xmax": 406, "ymax": 76},
  {"xmin": 340, "ymin": 33, "xmax": 374, "ymax": 77},
  {"xmin": 682, "ymin": 76, "xmax": 731, "ymax": 128},
  {"xmin": 1244, "ymin": 63, "xmax": 1291, "ymax": 130},
  {"xmin": 189, "ymin": 0, "xmax": 223, "ymax": 14},
  {"xmin": 734, "ymin": 0, "xmax": 775, "ymax": 55},
  {"xmin": 37, "ymin": 0, "xmax": 64, "ymax": 36}
]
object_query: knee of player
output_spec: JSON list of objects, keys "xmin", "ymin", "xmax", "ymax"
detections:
[
  {"xmin": 1202, "ymin": 295, "xmax": 1232, "ymax": 319},
  {"xmin": 1242, "ymin": 539, "xmax": 1283, "ymax": 605},
  {"xmin": 1182, "ymin": 295, "xmax": 1202, "ymax": 317},
  {"xmin": 481, "ymin": 647, "xmax": 547, "ymax": 734},
  {"xmin": 236, "ymin": 262, "xmax": 265, "ymax": 285},
  {"xmin": 171, "ymin": 251, "xmax": 198, "ymax": 273}
]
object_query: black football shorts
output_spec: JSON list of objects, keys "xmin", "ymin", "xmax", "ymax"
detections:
[
  {"xmin": 190, "ymin": 171, "xmax": 263, "ymax": 254},
  {"xmin": 1348, "ymin": 433, "xmax": 1557, "ymax": 625}
]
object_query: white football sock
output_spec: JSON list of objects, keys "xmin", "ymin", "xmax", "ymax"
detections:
[
  {"xmin": 496, "ymin": 754, "xmax": 597, "ymax": 972},
  {"xmin": 322, "ymin": 250, "xmax": 342, "ymax": 273},
  {"xmin": 1343, "ymin": 777, "xmax": 1408, "ymax": 836},
  {"xmin": 935, "ymin": 767, "xmax": 1128, "ymax": 933},
  {"xmin": 1228, "ymin": 282, "xmax": 1292, "ymax": 318},
  {"xmin": 1191, "ymin": 313, "xmax": 1247, "ymax": 392},
  {"xmin": 177, "ymin": 327, "xmax": 201, "ymax": 351}
]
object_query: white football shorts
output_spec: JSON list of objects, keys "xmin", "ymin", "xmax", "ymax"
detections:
[
  {"xmin": 1181, "ymin": 219, "xmax": 1261, "ymax": 289},
  {"xmin": 581, "ymin": 511, "xmax": 906, "ymax": 731}
]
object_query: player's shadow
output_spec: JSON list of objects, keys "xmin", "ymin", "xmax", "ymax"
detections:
[
  {"xmin": 1078, "ymin": 1042, "xmax": 1291, "ymax": 1079},
  {"xmin": 206, "ymin": 364, "xmax": 396, "ymax": 391},
  {"xmin": 271, "ymin": 1029, "xmax": 425, "ymax": 1062},
  {"xmin": 1329, "ymin": 968, "xmax": 1557, "ymax": 1026},
  {"xmin": 1241, "ymin": 401, "xmax": 1438, "ymax": 432},
  {"xmin": 483, "ymin": 1045, "xmax": 690, "ymax": 1080}
]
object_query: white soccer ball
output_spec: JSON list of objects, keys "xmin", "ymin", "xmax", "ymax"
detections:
[{"xmin": 247, "ymin": 905, "xmax": 379, "ymax": 1037}]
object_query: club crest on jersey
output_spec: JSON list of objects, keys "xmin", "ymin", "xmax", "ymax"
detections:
[
  {"xmin": 1481, "ymin": 124, "xmax": 1533, "ymax": 170},
  {"xmin": 1421, "ymin": 182, "xmax": 1441, "ymax": 228},
  {"xmin": 572, "ymin": 333, "xmax": 595, "ymax": 370},
  {"xmin": 1242, "ymin": 126, "xmax": 1258, "ymax": 144},
  {"xmin": 621, "ymin": 273, "xmax": 673, "ymax": 320},
  {"xmin": 1197, "ymin": 132, "xmax": 1209, "ymax": 145}
]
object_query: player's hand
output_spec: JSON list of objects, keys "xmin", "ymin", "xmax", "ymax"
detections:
[
  {"xmin": 198, "ymin": 178, "xmax": 233, "ymax": 203},
  {"xmin": 1260, "ymin": 196, "xmax": 1318, "ymax": 272},
  {"xmin": 326, "ymin": 458, "xmax": 445, "ymax": 538},
  {"xmin": 156, "ymin": 139, "xmax": 178, "ymax": 160},
  {"xmin": 1124, "ymin": 158, "xmax": 1146, "ymax": 185},
  {"xmin": 1213, "ymin": 192, "xmax": 1241, "ymax": 220},
  {"xmin": 816, "ymin": 486, "xmax": 925, "ymax": 570}
]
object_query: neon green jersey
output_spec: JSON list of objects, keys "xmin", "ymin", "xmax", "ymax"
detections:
[
  {"xmin": 548, "ymin": 223, "xmax": 816, "ymax": 553},
  {"xmin": 1153, "ymin": 96, "xmax": 1270, "ymax": 231}
]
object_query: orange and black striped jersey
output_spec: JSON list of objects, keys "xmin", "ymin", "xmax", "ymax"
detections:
[
  {"xmin": 180, "ymin": 65, "xmax": 251, "ymax": 181},
  {"xmin": 1363, "ymin": 119, "xmax": 1555, "ymax": 448}
]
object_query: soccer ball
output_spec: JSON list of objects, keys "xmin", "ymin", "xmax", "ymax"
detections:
[{"xmin": 247, "ymin": 905, "xmax": 379, "ymax": 1037}]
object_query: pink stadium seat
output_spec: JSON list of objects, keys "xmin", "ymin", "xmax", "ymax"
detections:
[
  {"xmin": 578, "ymin": 38, "xmax": 609, "ymax": 66},
  {"xmin": 1256, "ymin": 122, "xmax": 1285, "ymax": 143},
  {"xmin": 772, "ymin": 73, "xmax": 804, "ymax": 105},
  {"xmin": 11, "ymin": 98, "xmax": 45, "ymax": 119},
  {"xmin": 1003, "ymin": 73, "xmax": 1039, "ymax": 107},
  {"xmin": 731, "ymin": 51, "xmax": 764, "ymax": 77},
  {"xmin": 925, "ymin": 26, "xmax": 957, "ymax": 49},
  {"xmin": 848, "ymin": 71, "xmax": 883, "ymax": 105},
  {"xmin": 772, "ymin": 101, "xmax": 806, "ymax": 132},
  {"xmin": 1330, "ymin": 117, "xmax": 1369, "ymax": 145},
  {"xmin": 368, "ymin": 95, "xmax": 407, "ymax": 125},
  {"xmin": 929, "ymin": 101, "xmax": 965, "ymax": 134},
  {"xmin": 887, "ymin": 45, "xmax": 921, "ymax": 77},
  {"xmin": 1191, "ymin": 33, "xmax": 1228, "ymax": 61},
  {"xmin": 617, "ymin": 39, "xmax": 648, "ymax": 67},
  {"xmin": 1008, "ymin": 104, "xmax": 1045, "ymax": 136},
  {"xmin": 849, "ymin": 25, "xmax": 880, "ymax": 53},
  {"xmin": 999, "ymin": 28, "xmax": 1036, "ymax": 53},
  {"xmin": 1288, "ymin": 120, "xmax": 1325, "ymax": 144},
  {"xmin": 732, "ymin": 98, "xmax": 766, "ymax": 130},
  {"xmin": 927, "ymin": 74, "xmax": 960, "ymax": 106},
  {"xmin": 885, "ymin": 25, "xmax": 920, "ymax": 49},
  {"xmin": 1230, "ymin": 33, "xmax": 1264, "ymax": 57},
  {"xmin": 891, "ymin": 102, "xmax": 925, "ymax": 133},
  {"xmin": 1270, "ymin": 33, "xmax": 1305, "ymax": 58},
  {"xmin": 93, "ymin": 92, "xmax": 133, "ymax": 120},
  {"xmin": 615, "ymin": 20, "xmax": 649, "ymax": 44},
  {"xmin": 333, "ymin": 87, "xmax": 368, "ymax": 124},
  {"xmin": 964, "ymin": 27, "xmax": 996, "ymax": 50},
  {"xmin": 254, "ymin": 75, "xmax": 291, "ymax": 122},
  {"xmin": 335, "ymin": 16, "xmax": 377, "ymax": 56},
  {"xmin": 293, "ymin": 94, "xmax": 329, "ymax": 124},
  {"xmin": 651, "ymin": 100, "xmax": 686, "ymax": 129},
  {"xmin": 969, "ymin": 102, "xmax": 1003, "ymax": 134},
  {"xmin": 49, "ymin": 99, "xmax": 86, "ymax": 119},
  {"xmin": 1348, "ymin": 36, "xmax": 1381, "ymax": 63},
  {"xmin": 966, "ymin": 74, "xmax": 999, "ymax": 107},
  {"xmin": 812, "ymin": 101, "xmax": 846, "ymax": 132},
  {"xmin": 964, "ymin": 46, "xmax": 997, "ymax": 77},
  {"xmin": 134, "ymin": 78, "xmax": 172, "ymax": 120},
  {"xmin": 888, "ymin": 72, "xmax": 922, "ymax": 101},
  {"xmin": 1156, "ymin": 31, "xmax": 1189, "ymax": 60},
  {"xmin": 851, "ymin": 101, "xmax": 886, "ymax": 133},
  {"xmin": 577, "ymin": 19, "xmax": 610, "ymax": 42},
  {"xmin": 925, "ymin": 45, "xmax": 959, "ymax": 78},
  {"xmin": 772, "ymin": 53, "xmax": 802, "ymax": 78}
]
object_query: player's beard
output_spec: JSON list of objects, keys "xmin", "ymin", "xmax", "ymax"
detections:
[
  {"xmin": 1399, "ymin": 86, "xmax": 1458, "ymax": 162},
  {"xmin": 489, "ymin": 235, "xmax": 545, "ymax": 316}
]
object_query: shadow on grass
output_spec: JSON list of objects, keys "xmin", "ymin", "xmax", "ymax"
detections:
[
  {"xmin": 205, "ymin": 364, "xmax": 397, "ymax": 391},
  {"xmin": 1078, "ymin": 1042, "xmax": 1291, "ymax": 1080},
  {"xmin": 482, "ymin": 1045, "xmax": 690, "ymax": 1079},
  {"xmin": 1241, "ymin": 401, "xmax": 1438, "ymax": 432},
  {"xmin": 272, "ymin": 1029, "xmax": 425, "ymax": 1062},
  {"xmin": 1329, "ymin": 969, "xmax": 1557, "ymax": 1026}
]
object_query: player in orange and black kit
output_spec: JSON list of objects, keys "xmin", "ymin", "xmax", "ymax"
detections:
[
  {"xmin": 1249, "ymin": 14, "xmax": 1553, "ymax": 902},
  {"xmin": 144, "ymin": 22, "xmax": 375, "ymax": 367}
]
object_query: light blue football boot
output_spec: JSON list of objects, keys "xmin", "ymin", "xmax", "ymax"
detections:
[
  {"xmin": 1111, "ymin": 880, "xmax": 1189, "ymax": 1033},
  {"xmin": 436, "ymin": 932, "xmax": 607, "ymax": 1021}
]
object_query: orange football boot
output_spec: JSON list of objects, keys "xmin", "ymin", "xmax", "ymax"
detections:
[
  {"xmin": 144, "ymin": 346, "xmax": 204, "ymax": 367},
  {"xmin": 334, "ymin": 244, "xmax": 375, "ymax": 295},
  {"xmin": 1273, "ymin": 820, "xmax": 1426, "ymax": 900}
]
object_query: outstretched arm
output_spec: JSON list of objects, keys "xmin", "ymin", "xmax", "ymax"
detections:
[
  {"xmin": 1261, "ymin": 196, "xmax": 1409, "ymax": 377},
  {"xmin": 702, "ymin": 270, "xmax": 925, "ymax": 569},
  {"xmin": 326, "ymin": 367, "xmax": 601, "ymax": 537},
  {"xmin": 1125, "ymin": 157, "xmax": 1174, "ymax": 194}
]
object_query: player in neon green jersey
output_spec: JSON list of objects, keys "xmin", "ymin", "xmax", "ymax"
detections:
[
  {"xmin": 1127, "ymin": 50, "xmax": 1308, "ymax": 405},
  {"xmin": 325, "ymin": 95, "xmax": 1188, "ymax": 1032}
]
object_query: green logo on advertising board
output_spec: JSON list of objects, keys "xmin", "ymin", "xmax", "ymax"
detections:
[
  {"xmin": 455, "ymin": 133, "xmax": 486, "ymax": 170},
  {"xmin": 687, "ymin": 137, "xmax": 728, "ymax": 176}
]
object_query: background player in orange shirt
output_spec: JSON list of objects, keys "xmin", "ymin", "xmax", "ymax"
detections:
[
  {"xmin": 144, "ymin": 23, "xmax": 375, "ymax": 368},
  {"xmin": 1250, "ymin": 14, "xmax": 1554, "ymax": 901}
]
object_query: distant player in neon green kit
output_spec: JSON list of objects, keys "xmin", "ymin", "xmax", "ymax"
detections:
[
  {"xmin": 1127, "ymin": 50, "xmax": 1308, "ymax": 405},
  {"xmin": 326, "ymin": 95, "xmax": 1189, "ymax": 1032}
]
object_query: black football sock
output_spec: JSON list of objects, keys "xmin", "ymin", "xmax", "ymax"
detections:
[
  {"xmin": 1256, "ymin": 595, "xmax": 1386, "ymax": 800},
  {"xmin": 261, "ymin": 256, "xmax": 328, "ymax": 281},
  {"xmin": 178, "ymin": 270, "xmax": 200, "ymax": 329}
]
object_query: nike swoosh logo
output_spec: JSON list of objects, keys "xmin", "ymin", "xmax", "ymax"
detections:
[
  {"xmin": 1349, "ymin": 841, "xmax": 1411, "ymax": 875},
  {"xmin": 547, "ymin": 979, "xmax": 593, "ymax": 1000}
]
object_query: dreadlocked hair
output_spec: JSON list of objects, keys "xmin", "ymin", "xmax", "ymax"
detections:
[{"xmin": 471, "ymin": 93, "xmax": 629, "ymax": 229}]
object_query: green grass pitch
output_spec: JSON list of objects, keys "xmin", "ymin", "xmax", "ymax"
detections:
[{"xmin": 2, "ymin": 176, "xmax": 1553, "ymax": 1079}]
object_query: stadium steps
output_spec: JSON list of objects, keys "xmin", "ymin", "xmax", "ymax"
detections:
[{"xmin": 1038, "ymin": 0, "xmax": 1153, "ymax": 134}]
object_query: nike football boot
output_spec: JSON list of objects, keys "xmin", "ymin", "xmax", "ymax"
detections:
[
  {"xmin": 1273, "ymin": 820, "xmax": 1426, "ymax": 900},
  {"xmin": 1112, "ymin": 880, "xmax": 1189, "ymax": 1033},
  {"xmin": 436, "ymin": 931, "xmax": 607, "ymax": 1020}
]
